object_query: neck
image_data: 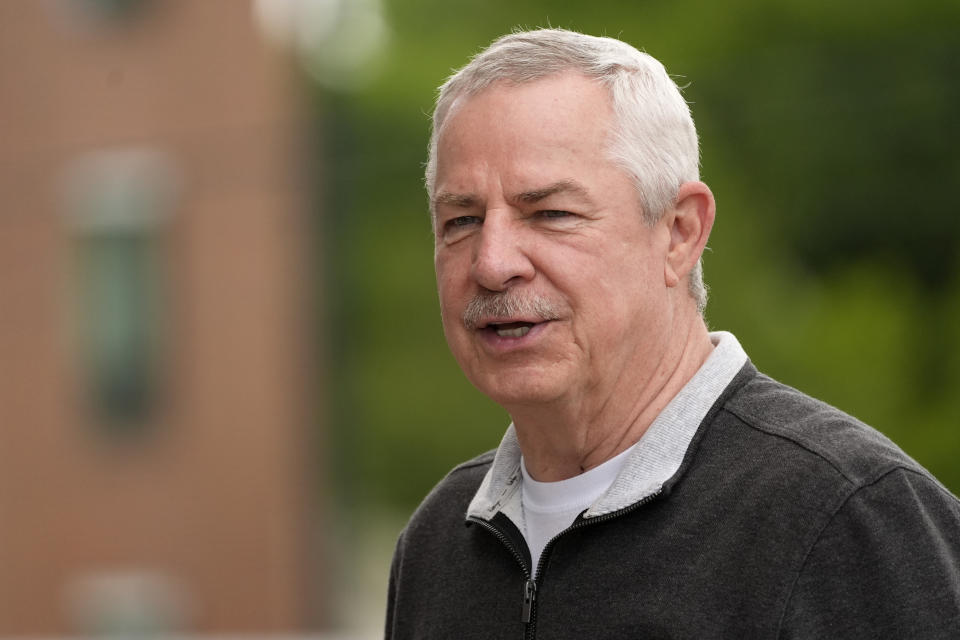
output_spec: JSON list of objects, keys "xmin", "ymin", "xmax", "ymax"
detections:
[{"xmin": 511, "ymin": 316, "xmax": 714, "ymax": 482}]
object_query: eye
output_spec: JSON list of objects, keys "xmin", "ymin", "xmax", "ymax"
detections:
[
  {"xmin": 439, "ymin": 214, "xmax": 482, "ymax": 242},
  {"xmin": 538, "ymin": 209, "xmax": 574, "ymax": 219},
  {"xmin": 448, "ymin": 215, "xmax": 482, "ymax": 228}
]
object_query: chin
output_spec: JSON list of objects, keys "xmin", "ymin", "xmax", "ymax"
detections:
[{"xmin": 471, "ymin": 369, "xmax": 568, "ymax": 408}]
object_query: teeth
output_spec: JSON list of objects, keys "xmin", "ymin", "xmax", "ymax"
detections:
[{"xmin": 495, "ymin": 325, "xmax": 531, "ymax": 338}]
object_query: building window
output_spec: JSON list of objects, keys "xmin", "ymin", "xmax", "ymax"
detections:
[
  {"xmin": 63, "ymin": 149, "xmax": 177, "ymax": 438},
  {"xmin": 51, "ymin": 0, "xmax": 152, "ymax": 29}
]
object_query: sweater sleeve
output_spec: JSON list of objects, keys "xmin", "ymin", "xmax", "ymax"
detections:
[{"xmin": 779, "ymin": 467, "xmax": 960, "ymax": 639}]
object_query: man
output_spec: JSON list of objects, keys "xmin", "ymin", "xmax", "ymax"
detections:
[{"xmin": 386, "ymin": 28, "xmax": 960, "ymax": 639}]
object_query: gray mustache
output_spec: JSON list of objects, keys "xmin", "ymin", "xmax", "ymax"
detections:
[{"xmin": 462, "ymin": 293, "xmax": 563, "ymax": 330}]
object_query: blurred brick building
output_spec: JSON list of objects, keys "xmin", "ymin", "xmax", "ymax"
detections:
[{"xmin": 0, "ymin": 0, "xmax": 318, "ymax": 633}]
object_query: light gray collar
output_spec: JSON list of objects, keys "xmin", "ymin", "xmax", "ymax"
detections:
[{"xmin": 466, "ymin": 331, "xmax": 749, "ymax": 523}]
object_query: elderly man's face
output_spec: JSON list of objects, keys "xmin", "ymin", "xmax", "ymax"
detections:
[{"xmin": 432, "ymin": 72, "xmax": 676, "ymax": 408}]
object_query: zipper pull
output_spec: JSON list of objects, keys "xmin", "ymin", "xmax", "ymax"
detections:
[{"xmin": 521, "ymin": 579, "xmax": 537, "ymax": 623}]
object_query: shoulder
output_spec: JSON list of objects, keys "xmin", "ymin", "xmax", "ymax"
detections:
[
  {"xmin": 429, "ymin": 448, "xmax": 496, "ymax": 506},
  {"xmin": 683, "ymin": 365, "xmax": 959, "ymax": 528},
  {"xmin": 719, "ymin": 368, "xmax": 934, "ymax": 490},
  {"xmin": 398, "ymin": 449, "xmax": 495, "ymax": 541},
  {"xmin": 697, "ymin": 369, "xmax": 960, "ymax": 635},
  {"xmin": 777, "ymin": 446, "xmax": 960, "ymax": 637}
]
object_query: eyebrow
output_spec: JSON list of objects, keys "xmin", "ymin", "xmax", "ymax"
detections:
[
  {"xmin": 432, "ymin": 191, "xmax": 478, "ymax": 208},
  {"xmin": 515, "ymin": 180, "xmax": 590, "ymax": 204},
  {"xmin": 434, "ymin": 180, "xmax": 591, "ymax": 210}
]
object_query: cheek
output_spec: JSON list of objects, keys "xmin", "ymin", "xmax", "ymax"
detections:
[
  {"xmin": 435, "ymin": 258, "xmax": 456, "ymax": 302},
  {"xmin": 436, "ymin": 273, "xmax": 461, "ymax": 313},
  {"xmin": 437, "ymin": 295, "xmax": 461, "ymax": 346},
  {"xmin": 577, "ymin": 252, "xmax": 663, "ymax": 326},
  {"xmin": 435, "ymin": 246, "xmax": 467, "ymax": 284},
  {"xmin": 436, "ymin": 248, "xmax": 475, "ymax": 305},
  {"xmin": 435, "ymin": 277, "xmax": 468, "ymax": 345}
]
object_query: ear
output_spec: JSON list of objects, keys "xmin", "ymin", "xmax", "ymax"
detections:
[{"xmin": 663, "ymin": 181, "xmax": 716, "ymax": 289}]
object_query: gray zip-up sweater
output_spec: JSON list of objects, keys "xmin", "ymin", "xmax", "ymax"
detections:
[{"xmin": 386, "ymin": 362, "xmax": 960, "ymax": 639}]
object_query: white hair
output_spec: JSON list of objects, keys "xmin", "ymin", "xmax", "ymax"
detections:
[{"xmin": 426, "ymin": 28, "xmax": 708, "ymax": 313}]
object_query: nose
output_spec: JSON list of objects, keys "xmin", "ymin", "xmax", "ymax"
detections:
[{"xmin": 471, "ymin": 210, "xmax": 535, "ymax": 291}]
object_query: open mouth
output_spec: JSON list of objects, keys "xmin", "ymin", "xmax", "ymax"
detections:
[{"xmin": 484, "ymin": 321, "xmax": 536, "ymax": 338}]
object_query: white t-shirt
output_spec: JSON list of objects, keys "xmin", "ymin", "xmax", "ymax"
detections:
[{"xmin": 520, "ymin": 442, "xmax": 638, "ymax": 575}]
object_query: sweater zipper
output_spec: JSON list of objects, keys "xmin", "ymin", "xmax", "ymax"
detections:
[
  {"xmin": 470, "ymin": 489, "xmax": 663, "ymax": 639},
  {"xmin": 467, "ymin": 517, "xmax": 537, "ymax": 638}
]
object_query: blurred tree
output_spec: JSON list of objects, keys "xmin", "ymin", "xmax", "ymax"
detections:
[{"xmin": 693, "ymin": 2, "xmax": 960, "ymax": 287}]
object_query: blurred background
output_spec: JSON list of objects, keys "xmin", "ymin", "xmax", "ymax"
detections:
[{"xmin": 0, "ymin": 0, "xmax": 957, "ymax": 637}]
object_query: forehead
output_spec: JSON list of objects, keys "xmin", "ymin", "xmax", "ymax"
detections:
[
  {"xmin": 435, "ymin": 73, "xmax": 617, "ymax": 189},
  {"xmin": 447, "ymin": 70, "xmax": 612, "ymax": 119}
]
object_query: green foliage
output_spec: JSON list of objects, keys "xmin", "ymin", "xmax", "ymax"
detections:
[{"xmin": 316, "ymin": 0, "xmax": 960, "ymax": 511}]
